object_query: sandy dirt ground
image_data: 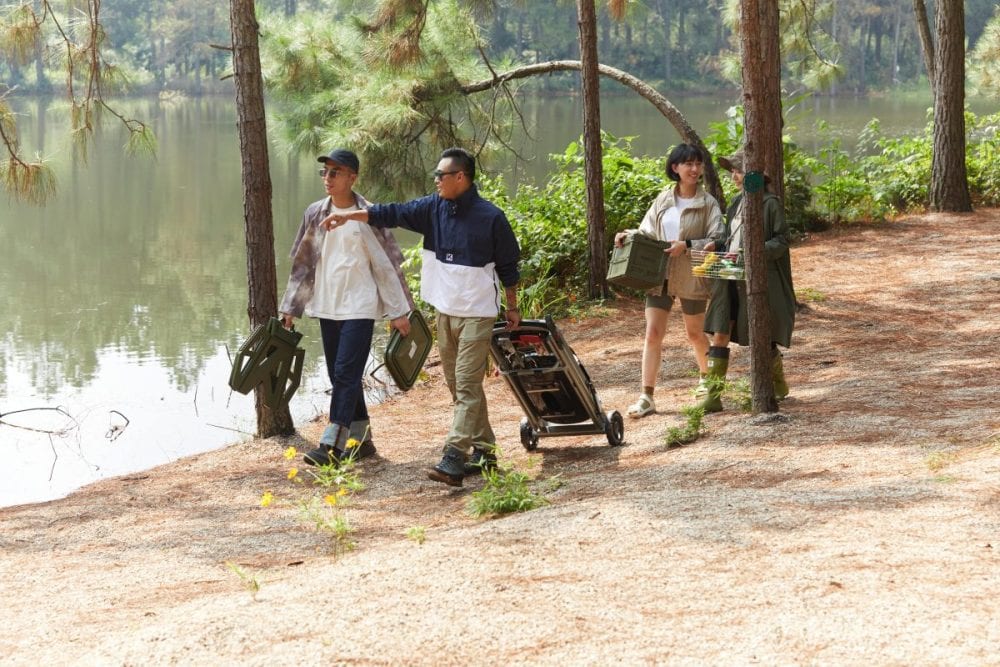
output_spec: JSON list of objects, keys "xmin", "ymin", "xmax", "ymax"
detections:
[{"xmin": 1, "ymin": 210, "xmax": 998, "ymax": 666}]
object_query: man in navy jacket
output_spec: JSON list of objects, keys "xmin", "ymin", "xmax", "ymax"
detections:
[{"xmin": 323, "ymin": 147, "xmax": 521, "ymax": 486}]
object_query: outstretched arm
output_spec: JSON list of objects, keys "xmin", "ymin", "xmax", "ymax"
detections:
[{"xmin": 322, "ymin": 207, "xmax": 369, "ymax": 230}]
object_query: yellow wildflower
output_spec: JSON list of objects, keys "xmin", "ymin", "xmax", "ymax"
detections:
[
  {"xmin": 283, "ymin": 446, "xmax": 297, "ymax": 460},
  {"xmin": 260, "ymin": 491, "xmax": 274, "ymax": 508},
  {"xmin": 324, "ymin": 494, "xmax": 338, "ymax": 506},
  {"xmin": 287, "ymin": 468, "xmax": 298, "ymax": 480},
  {"xmin": 345, "ymin": 438, "xmax": 361, "ymax": 449},
  {"xmin": 336, "ymin": 488, "xmax": 348, "ymax": 497}
]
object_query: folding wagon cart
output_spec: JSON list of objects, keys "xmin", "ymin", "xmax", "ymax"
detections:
[{"xmin": 489, "ymin": 316, "xmax": 624, "ymax": 451}]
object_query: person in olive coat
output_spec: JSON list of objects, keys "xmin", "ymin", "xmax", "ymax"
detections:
[{"xmin": 698, "ymin": 150, "xmax": 796, "ymax": 412}]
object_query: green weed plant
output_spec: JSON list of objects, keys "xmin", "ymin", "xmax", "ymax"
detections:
[
  {"xmin": 298, "ymin": 496, "xmax": 356, "ymax": 556},
  {"xmin": 258, "ymin": 445, "xmax": 361, "ymax": 556},
  {"xmin": 664, "ymin": 406, "xmax": 706, "ymax": 447},
  {"xmin": 723, "ymin": 377, "xmax": 753, "ymax": 413},
  {"xmin": 406, "ymin": 526, "xmax": 427, "ymax": 545},
  {"xmin": 468, "ymin": 451, "xmax": 549, "ymax": 517},
  {"xmin": 925, "ymin": 450, "xmax": 958, "ymax": 472},
  {"xmin": 796, "ymin": 287, "xmax": 827, "ymax": 303},
  {"xmin": 304, "ymin": 454, "xmax": 365, "ymax": 493},
  {"xmin": 225, "ymin": 561, "xmax": 261, "ymax": 601}
]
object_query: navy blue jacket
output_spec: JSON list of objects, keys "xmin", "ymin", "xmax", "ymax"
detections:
[{"xmin": 368, "ymin": 185, "xmax": 521, "ymax": 318}]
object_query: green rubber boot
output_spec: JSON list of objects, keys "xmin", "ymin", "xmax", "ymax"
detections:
[
  {"xmin": 772, "ymin": 348, "xmax": 789, "ymax": 400},
  {"xmin": 697, "ymin": 346, "xmax": 730, "ymax": 413}
]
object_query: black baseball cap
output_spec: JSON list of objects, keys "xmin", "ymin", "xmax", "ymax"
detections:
[{"xmin": 317, "ymin": 148, "xmax": 360, "ymax": 173}]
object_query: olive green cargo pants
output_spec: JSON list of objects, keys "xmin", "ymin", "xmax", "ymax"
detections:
[{"xmin": 436, "ymin": 313, "xmax": 496, "ymax": 455}]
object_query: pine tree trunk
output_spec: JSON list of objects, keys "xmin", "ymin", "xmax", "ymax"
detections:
[
  {"xmin": 858, "ymin": 15, "xmax": 869, "ymax": 94},
  {"xmin": 929, "ymin": 0, "xmax": 972, "ymax": 213},
  {"xmin": 739, "ymin": 0, "xmax": 778, "ymax": 414},
  {"xmin": 829, "ymin": 3, "xmax": 838, "ymax": 96},
  {"xmin": 657, "ymin": 0, "xmax": 672, "ymax": 81},
  {"xmin": 760, "ymin": 0, "xmax": 784, "ymax": 202},
  {"xmin": 576, "ymin": 0, "xmax": 610, "ymax": 299},
  {"xmin": 230, "ymin": 0, "xmax": 295, "ymax": 437},
  {"xmin": 892, "ymin": 4, "xmax": 902, "ymax": 85},
  {"xmin": 913, "ymin": 0, "xmax": 936, "ymax": 94}
]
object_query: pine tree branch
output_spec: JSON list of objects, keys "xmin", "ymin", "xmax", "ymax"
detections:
[{"xmin": 442, "ymin": 59, "xmax": 724, "ymax": 205}]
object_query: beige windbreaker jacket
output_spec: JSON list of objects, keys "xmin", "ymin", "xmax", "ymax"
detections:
[{"xmin": 628, "ymin": 184, "xmax": 724, "ymax": 300}]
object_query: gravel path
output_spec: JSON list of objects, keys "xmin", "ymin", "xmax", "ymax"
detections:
[{"xmin": 2, "ymin": 210, "xmax": 998, "ymax": 665}]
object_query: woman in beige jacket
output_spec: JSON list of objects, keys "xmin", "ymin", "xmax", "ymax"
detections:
[{"xmin": 614, "ymin": 144, "xmax": 724, "ymax": 418}]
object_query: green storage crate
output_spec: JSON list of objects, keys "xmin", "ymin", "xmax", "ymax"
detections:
[
  {"xmin": 606, "ymin": 234, "xmax": 671, "ymax": 290},
  {"xmin": 384, "ymin": 309, "xmax": 433, "ymax": 391}
]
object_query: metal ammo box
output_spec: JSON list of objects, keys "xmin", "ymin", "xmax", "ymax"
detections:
[
  {"xmin": 606, "ymin": 234, "xmax": 671, "ymax": 290},
  {"xmin": 384, "ymin": 309, "xmax": 433, "ymax": 391}
]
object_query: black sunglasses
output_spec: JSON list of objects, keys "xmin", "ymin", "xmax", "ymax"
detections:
[{"xmin": 318, "ymin": 168, "xmax": 352, "ymax": 178}]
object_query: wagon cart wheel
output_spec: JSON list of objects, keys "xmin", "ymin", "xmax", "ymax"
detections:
[
  {"xmin": 519, "ymin": 417, "xmax": 539, "ymax": 451},
  {"xmin": 605, "ymin": 411, "xmax": 625, "ymax": 447}
]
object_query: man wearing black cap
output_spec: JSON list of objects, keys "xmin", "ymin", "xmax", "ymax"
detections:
[
  {"xmin": 279, "ymin": 149, "xmax": 414, "ymax": 466},
  {"xmin": 323, "ymin": 147, "xmax": 521, "ymax": 487}
]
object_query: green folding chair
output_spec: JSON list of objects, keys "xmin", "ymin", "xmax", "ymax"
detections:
[{"xmin": 229, "ymin": 317, "xmax": 305, "ymax": 411}]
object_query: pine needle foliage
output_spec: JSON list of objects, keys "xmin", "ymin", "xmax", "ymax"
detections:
[
  {"xmin": 0, "ymin": 3, "xmax": 41, "ymax": 64},
  {"xmin": 0, "ymin": 0, "xmax": 153, "ymax": 205},
  {"xmin": 261, "ymin": 0, "xmax": 519, "ymax": 200},
  {"xmin": 1, "ymin": 157, "xmax": 57, "ymax": 206},
  {"xmin": 969, "ymin": 6, "xmax": 1000, "ymax": 97},
  {"xmin": 720, "ymin": 0, "xmax": 842, "ymax": 92},
  {"xmin": 0, "ymin": 97, "xmax": 56, "ymax": 204}
]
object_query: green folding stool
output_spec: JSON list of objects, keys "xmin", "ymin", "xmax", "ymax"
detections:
[{"xmin": 228, "ymin": 317, "xmax": 305, "ymax": 411}]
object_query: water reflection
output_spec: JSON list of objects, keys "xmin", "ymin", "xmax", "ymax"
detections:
[{"xmin": 1, "ymin": 96, "xmax": 331, "ymax": 507}]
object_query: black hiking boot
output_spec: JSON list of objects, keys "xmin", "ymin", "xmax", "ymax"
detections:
[
  {"xmin": 464, "ymin": 447, "xmax": 498, "ymax": 476},
  {"xmin": 427, "ymin": 448, "xmax": 467, "ymax": 487},
  {"xmin": 304, "ymin": 423, "xmax": 349, "ymax": 467},
  {"xmin": 335, "ymin": 439, "xmax": 377, "ymax": 464},
  {"xmin": 303, "ymin": 443, "xmax": 337, "ymax": 467},
  {"xmin": 304, "ymin": 440, "xmax": 377, "ymax": 467}
]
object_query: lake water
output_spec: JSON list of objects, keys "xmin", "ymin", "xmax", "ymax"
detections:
[{"xmin": 2, "ymin": 91, "xmax": 996, "ymax": 507}]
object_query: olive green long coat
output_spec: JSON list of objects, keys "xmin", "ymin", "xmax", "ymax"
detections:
[{"xmin": 703, "ymin": 193, "xmax": 796, "ymax": 348}]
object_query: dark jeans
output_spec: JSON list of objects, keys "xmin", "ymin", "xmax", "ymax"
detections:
[{"xmin": 319, "ymin": 318, "xmax": 374, "ymax": 428}]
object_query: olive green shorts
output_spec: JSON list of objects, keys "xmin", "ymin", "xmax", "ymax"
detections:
[{"xmin": 645, "ymin": 283, "xmax": 707, "ymax": 315}]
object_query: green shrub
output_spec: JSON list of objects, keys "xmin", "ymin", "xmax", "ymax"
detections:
[
  {"xmin": 479, "ymin": 132, "xmax": 665, "ymax": 316},
  {"xmin": 857, "ymin": 117, "xmax": 932, "ymax": 215},
  {"xmin": 967, "ymin": 111, "xmax": 1000, "ymax": 206},
  {"xmin": 664, "ymin": 406, "xmax": 706, "ymax": 447},
  {"xmin": 467, "ymin": 452, "xmax": 549, "ymax": 517},
  {"xmin": 403, "ymin": 109, "xmax": 1000, "ymax": 321}
]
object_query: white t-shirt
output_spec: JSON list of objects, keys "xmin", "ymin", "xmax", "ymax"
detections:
[
  {"xmin": 306, "ymin": 203, "xmax": 382, "ymax": 320},
  {"xmin": 659, "ymin": 195, "xmax": 695, "ymax": 241}
]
